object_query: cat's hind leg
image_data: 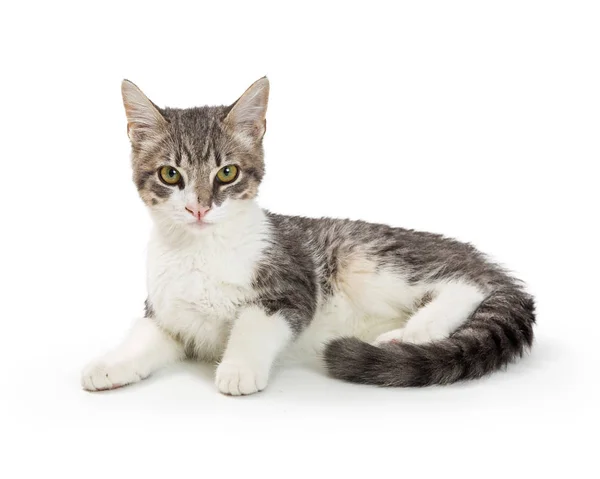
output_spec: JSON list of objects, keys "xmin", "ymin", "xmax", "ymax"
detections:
[
  {"xmin": 373, "ymin": 282, "xmax": 484, "ymax": 346},
  {"xmin": 81, "ymin": 317, "xmax": 184, "ymax": 391}
]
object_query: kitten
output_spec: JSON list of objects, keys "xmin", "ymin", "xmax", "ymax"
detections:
[{"xmin": 81, "ymin": 77, "xmax": 535, "ymax": 395}]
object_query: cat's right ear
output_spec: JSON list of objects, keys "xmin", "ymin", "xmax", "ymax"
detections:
[{"xmin": 121, "ymin": 80, "xmax": 167, "ymax": 143}]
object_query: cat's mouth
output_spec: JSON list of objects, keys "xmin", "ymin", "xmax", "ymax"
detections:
[{"xmin": 187, "ymin": 218, "xmax": 211, "ymax": 230}]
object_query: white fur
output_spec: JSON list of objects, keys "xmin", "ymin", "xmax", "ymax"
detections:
[
  {"xmin": 81, "ymin": 317, "xmax": 183, "ymax": 391},
  {"xmin": 216, "ymin": 306, "xmax": 292, "ymax": 395},
  {"xmin": 284, "ymin": 263, "xmax": 427, "ymax": 364},
  {"xmin": 373, "ymin": 281, "xmax": 485, "ymax": 346},
  {"xmin": 147, "ymin": 200, "xmax": 269, "ymax": 361}
]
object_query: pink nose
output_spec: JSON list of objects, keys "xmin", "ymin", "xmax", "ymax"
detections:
[{"xmin": 185, "ymin": 204, "xmax": 211, "ymax": 220}]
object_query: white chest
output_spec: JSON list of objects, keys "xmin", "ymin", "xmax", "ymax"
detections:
[{"xmin": 146, "ymin": 221, "xmax": 268, "ymax": 359}]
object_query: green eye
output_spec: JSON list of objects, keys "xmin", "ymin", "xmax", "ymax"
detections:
[
  {"xmin": 216, "ymin": 165, "xmax": 239, "ymax": 184},
  {"xmin": 159, "ymin": 166, "xmax": 181, "ymax": 185}
]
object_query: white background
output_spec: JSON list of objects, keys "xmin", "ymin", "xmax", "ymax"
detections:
[{"xmin": 1, "ymin": 1, "xmax": 598, "ymax": 477}]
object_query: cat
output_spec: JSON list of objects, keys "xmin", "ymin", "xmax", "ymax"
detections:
[{"xmin": 81, "ymin": 77, "xmax": 536, "ymax": 395}]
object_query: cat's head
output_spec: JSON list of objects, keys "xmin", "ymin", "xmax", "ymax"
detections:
[{"xmin": 121, "ymin": 78, "xmax": 269, "ymax": 231}]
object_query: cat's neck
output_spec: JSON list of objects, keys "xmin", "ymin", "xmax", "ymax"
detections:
[{"xmin": 150, "ymin": 200, "xmax": 268, "ymax": 251}]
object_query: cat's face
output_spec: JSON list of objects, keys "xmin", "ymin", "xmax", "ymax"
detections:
[{"xmin": 121, "ymin": 78, "xmax": 269, "ymax": 231}]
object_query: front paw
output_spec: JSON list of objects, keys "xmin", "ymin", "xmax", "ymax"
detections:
[
  {"xmin": 215, "ymin": 360, "xmax": 268, "ymax": 396},
  {"xmin": 81, "ymin": 357, "xmax": 146, "ymax": 391}
]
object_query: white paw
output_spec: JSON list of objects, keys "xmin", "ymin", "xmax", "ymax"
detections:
[
  {"xmin": 215, "ymin": 360, "xmax": 268, "ymax": 396},
  {"xmin": 81, "ymin": 357, "xmax": 146, "ymax": 391},
  {"xmin": 373, "ymin": 321, "xmax": 451, "ymax": 346},
  {"xmin": 402, "ymin": 320, "xmax": 451, "ymax": 344},
  {"xmin": 373, "ymin": 328, "xmax": 406, "ymax": 346}
]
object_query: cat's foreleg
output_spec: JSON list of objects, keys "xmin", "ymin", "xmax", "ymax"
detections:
[
  {"xmin": 216, "ymin": 305, "xmax": 294, "ymax": 396},
  {"xmin": 81, "ymin": 317, "xmax": 184, "ymax": 391}
]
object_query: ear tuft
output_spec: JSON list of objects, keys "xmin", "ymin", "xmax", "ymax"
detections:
[
  {"xmin": 225, "ymin": 77, "xmax": 270, "ymax": 141},
  {"xmin": 121, "ymin": 80, "xmax": 166, "ymax": 141}
]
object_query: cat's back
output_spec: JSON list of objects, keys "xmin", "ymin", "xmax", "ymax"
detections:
[
  {"xmin": 265, "ymin": 210, "xmax": 452, "ymax": 259},
  {"xmin": 265, "ymin": 211, "xmax": 500, "ymax": 286}
]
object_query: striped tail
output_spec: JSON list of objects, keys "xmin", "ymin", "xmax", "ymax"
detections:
[{"xmin": 323, "ymin": 288, "xmax": 535, "ymax": 387}]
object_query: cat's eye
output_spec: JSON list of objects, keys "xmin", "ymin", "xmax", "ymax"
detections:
[
  {"xmin": 216, "ymin": 165, "xmax": 239, "ymax": 184},
  {"xmin": 159, "ymin": 166, "xmax": 182, "ymax": 185}
]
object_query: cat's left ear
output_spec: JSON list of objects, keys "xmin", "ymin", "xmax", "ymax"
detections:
[
  {"xmin": 225, "ymin": 77, "xmax": 270, "ymax": 141},
  {"xmin": 121, "ymin": 80, "xmax": 167, "ymax": 143}
]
